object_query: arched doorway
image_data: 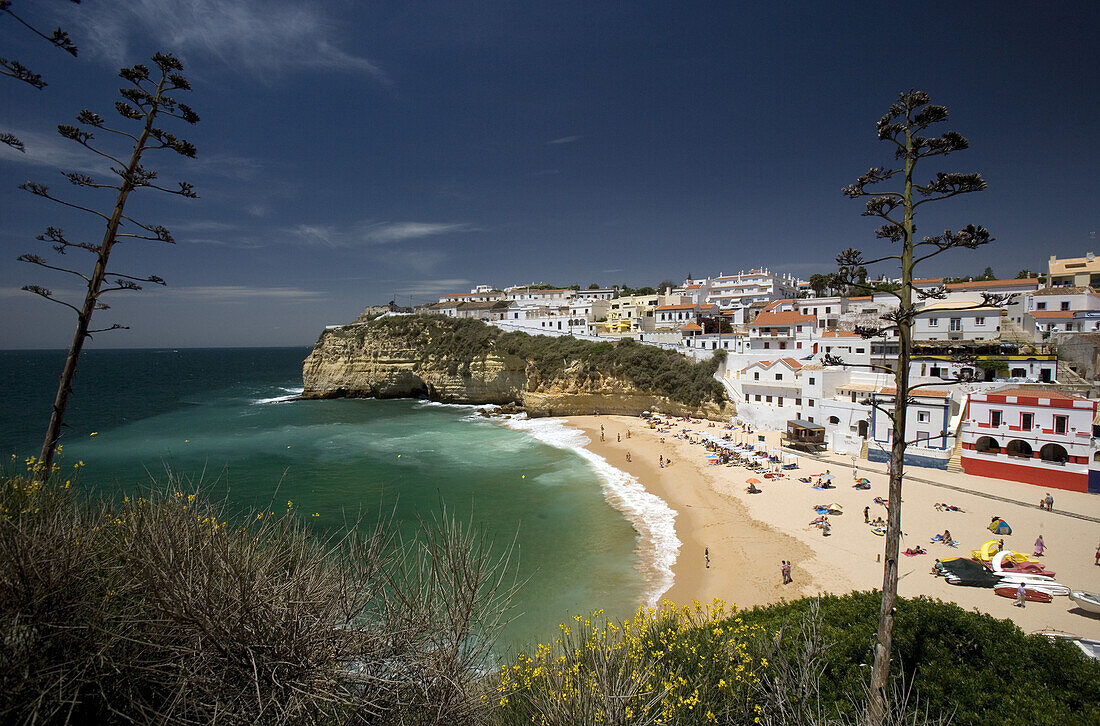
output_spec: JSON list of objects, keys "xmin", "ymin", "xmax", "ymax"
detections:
[
  {"xmin": 1040, "ymin": 443, "xmax": 1069, "ymax": 464},
  {"xmin": 828, "ymin": 416, "xmax": 840, "ymax": 425},
  {"xmin": 975, "ymin": 436, "xmax": 1000, "ymax": 454},
  {"xmin": 858, "ymin": 420, "xmax": 869, "ymax": 439},
  {"xmin": 1005, "ymin": 440, "xmax": 1033, "ymax": 458}
]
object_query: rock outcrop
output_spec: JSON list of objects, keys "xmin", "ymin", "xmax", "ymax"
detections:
[{"xmin": 302, "ymin": 317, "xmax": 734, "ymax": 419}]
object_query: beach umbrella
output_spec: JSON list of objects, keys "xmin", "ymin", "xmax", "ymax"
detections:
[
  {"xmin": 828, "ymin": 503, "xmax": 843, "ymax": 511},
  {"xmin": 857, "ymin": 477, "xmax": 871, "ymax": 485},
  {"xmin": 746, "ymin": 478, "xmax": 762, "ymax": 484}
]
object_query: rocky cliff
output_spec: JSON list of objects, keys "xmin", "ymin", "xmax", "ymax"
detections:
[{"xmin": 302, "ymin": 316, "xmax": 734, "ymax": 419}]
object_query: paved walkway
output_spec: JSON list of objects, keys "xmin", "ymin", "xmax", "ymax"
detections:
[{"xmin": 786, "ymin": 446, "xmax": 1100, "ymax": 525}]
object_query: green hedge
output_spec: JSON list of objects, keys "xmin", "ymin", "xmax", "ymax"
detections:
[{"xmin": 737, "ymin": 591, "xmax": 1100, "ymax": 726}]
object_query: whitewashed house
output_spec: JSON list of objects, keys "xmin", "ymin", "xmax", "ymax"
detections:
[
  {"xmin": 868, "ymin": 387, "xmax": 956, "ymax": 469},
  {"xmin": 912, "ymin": 300, "xmax": 1002, "ymax": 341},
  {"xmin": 961, "ymin": 387, "xmax": 1098, "ymax": 492}
]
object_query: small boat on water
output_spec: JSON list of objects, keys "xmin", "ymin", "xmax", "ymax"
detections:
[
  {"xmin": 995, "ymin": 586, "xmax": 1052, "ymax": 603},
  {"xmin": 1070, "ymin": 591, "xmax": 1100, "ymax": 614}
]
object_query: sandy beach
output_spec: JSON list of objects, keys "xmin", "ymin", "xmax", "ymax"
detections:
[{"xmin": 563, "ymin": 414, "xmax": 1100, "ymax": 639}]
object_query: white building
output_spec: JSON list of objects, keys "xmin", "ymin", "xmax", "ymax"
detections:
[
  {"xmin": 746, "ymin": 310, "xmax": 816, "ymax": 353},
  {"xmin": 868, "ymin": 387, "xmax": 956, "ymax": 469},
  {"xmin": 912, "ymin": 300, "xmax": 1002, "ymax": 341},
  {"xmin": 706, "ymin": 269, "xmax": 799, "ymax": 311},
  {"xmin": 795, "ymin": 296, "xmax": 848, "ymax": 329},
  {"xmin": 960, "ymin": 387, "xmax": 1097, "ymax": 492}
]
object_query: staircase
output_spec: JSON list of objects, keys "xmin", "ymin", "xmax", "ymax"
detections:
[
  {"xmin": 946, "ymin": 437, "xmax": 964, "ymax": 473},
  {"xmin": 998, "ymin": 316, "xmax": 1032, "ymax": 345}
]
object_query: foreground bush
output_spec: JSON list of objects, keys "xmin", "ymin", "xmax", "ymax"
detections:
[
  {"xmin": 737, "ymin": 592, "xmax": 1100, "ymax": 726},
  {"xmin": 491, "ymin": 600, "xmax": 763, "ymax": 725},
  {"xmin": 0, "ymin": 473, "xmax": 516, "ymax": 725}
]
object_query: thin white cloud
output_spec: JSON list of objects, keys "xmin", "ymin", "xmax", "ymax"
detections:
[
  {"xmin": 286, "ymin": 221, "xmax": 474, "ymax": 247},
  {"xmin": 0, "ymin": 128, "xmax": 112, "ymax": 174},
  {"xmin": 547, "ymin": 135, "xmax": 583, "ymax": 145},
  {"xmin": 397, "ymin": 279, "xmax": 473, "ymax": 298},
  {"xmin": 73, "ymin": 0, "xmax": 386, "ymax": 81},
  {"xmin": 164, "ymin": 285, "xmax": 325, "ymax": 302},
  {"xmin": 365, "ymin": 222, "xmax": 472, "ymax": 243}
]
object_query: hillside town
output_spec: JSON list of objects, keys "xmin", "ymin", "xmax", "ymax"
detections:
[{"xmin": 396, "ymin": 251, "xmax": 1100, "ymax": 493}]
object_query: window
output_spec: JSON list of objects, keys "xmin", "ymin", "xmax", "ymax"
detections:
[
  {"xmin": 1061, "ymin": 301, "xmax": 1070, "ymax": 310},
  {"xmin": 763, "ymin": 342, "xmax": 770, "ymax": 349},
  {"xmin": 950, "ymin": 318, "xmax": 962, "ymax": 331},
  {"xmin": 1021, "ymin": 412, "xmax": 1033, "ymax": 429},
  {"xmin": 990, "ymin": 410, "xmax": 1002, "ymax": 427},
  {"xmin": 917, "ymin": 411, "xmax": 930, "ymax": 423},
  {"xmin": 778, "ymin": 396, "xmax": 784, "ymax": 406},
  {"xmin": 775, "ymin": 373, "xmax": 783, "ymax": 380},
  {"xmin": 928, "ymin": 318, "xmax": 939, "ymax": 327},
  {"xmin": 808, "ymin": 399, "xmax": 815, "ymax": 407},
  {"xmin": 975, "ymin": 317, "xmax": 985, "ymax": 326},
  {"xmin": 825, "ymin": 307, "xmax": 831, "ymax": 314},
  {"xmin": 1054, "ymin": 415, "xmax": 1068, "ymax": 434},
  {"xmin": 795, "ymin": 398, "xmax": 802, "ymax": 406},
  {"xmin": 1036, "ymin": 302, "xmax": 1046, "ymax": 310},
  {"xmin": 809, "ymin": 377, "xmax": 815, "ymax": 385},
  {"xmin": 754, "ymin": 372, "xmax": 760, "ymax": 380},
  {"xmin": 755, "ymin": 395, "xmax": 761, "ymax": 402},
  {"xmin": 856, "ymin": 347, "xmax": 865, "ymax": 353},
  {"xmin": 766, "ymin": 396, "xmax": 773, "ymax": 403}
]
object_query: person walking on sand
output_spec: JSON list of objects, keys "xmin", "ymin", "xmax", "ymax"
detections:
[
  {"xmin": 864, "ymin": 506, "xmax": 870, "ymax": 523},
  {"xmin": 617, "ymin": 433, "xmax": 621, "ymax": 442},
  {"xmin": 1095, "ymin": 542, "xmax": 1100, "ymax": 566},
  {"xmin": 1014, "ymin": 581, "xmax": 1026, "ymax": 608},
  {"xmin": 704, "ymin": 547, "xmax": 710, "ymax": 569},
  {"xmin": 1033, "ymin": 534, "xmax": 1046, "ymax": 557},
  {"xmin": 625, "ymin": 451, "xmax": 631, "ymax": 462},
  {"xmin": 780, "ymin": 561, "xmax": 787, "ymax": 584},
  {"xmin": 1044, "ymin": 493, "xmax": 1054, "ymax": 512}
]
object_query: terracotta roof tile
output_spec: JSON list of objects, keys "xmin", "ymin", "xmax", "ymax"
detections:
[
  {"xmin": 748, "ymin": 311, "xmax": 816, "ymax": 326},
  {"xmin": 988, "ymin": 387, "xmax": 1093, "ymax": 402},
  {"xmin": 876, "ymin": 387, "xmax": 951, "ymax": 398},
  {"xmin": 945, "ymin": 278, "xmax": 1041, "ymax": 290}
]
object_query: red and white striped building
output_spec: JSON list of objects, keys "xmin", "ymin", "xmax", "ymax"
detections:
[{"xmin": 960, "ymin": 387, "xmax": 1098, "ymax": 492}]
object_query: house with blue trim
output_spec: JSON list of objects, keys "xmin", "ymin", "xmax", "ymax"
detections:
[{"xmin": 868, "ymin": 386, "xmax": 956, "ymax": 470}]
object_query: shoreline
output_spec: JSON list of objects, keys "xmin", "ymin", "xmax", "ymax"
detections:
[
  {"xmin": 561, "ymin": 414, "xmax": 1100, "ymax": 637},
  {"xmin": 562, "ymin": 415, "xmax": 813, "ymax": 609}
]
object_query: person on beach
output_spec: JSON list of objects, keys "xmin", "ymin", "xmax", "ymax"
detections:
[
  {"xmin": 863, "ymin": 506, "xmax": 870, "ymax": 523},
  {"xmin": 1015, "ymin": 582, "xmax": 1026, "ymax": 608},
  {"xmin": 1095, "ymin": 542, "xmax": 1100, "ymax": 566},
  {"xmin": 1033, "ymin": 534, "xmax": 1045, "ymax": 557},
  {"xmin": 617, "ymin": 433, "xmax": 621, "ymax": 442},
  {"xmin": 626, "ymin": 430, "xmax": 630, "ymax": 438},
  {"xmin": 659, "ymin": 455, "xmax": 664, "ymax": 467},
  {"xmin": 704, "ymin": 547, "xmax": 710, "ymax": 568},
  {"xmin": 625, "ymin": 451, "xmax": 631, "ymax": 462},
  {"xmin": 1044, "ymin": 493, "xmax": 1054, "ymax": 512}
]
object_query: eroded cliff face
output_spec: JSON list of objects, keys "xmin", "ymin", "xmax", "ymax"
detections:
[
  {"xmin": 302, "ymin": 325, "xmax": 527, "ymax": 405},
  {"xmin": 302, "ymin": 320, "xmax": 734, "ymax": 419}
]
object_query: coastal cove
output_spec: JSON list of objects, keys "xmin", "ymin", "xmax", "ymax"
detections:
[{"xmin": 0, "ymin": 348, "xmax": 654, "ymax": 647}]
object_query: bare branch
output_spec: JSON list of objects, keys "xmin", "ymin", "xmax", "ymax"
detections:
[{"xmin": 21, "ymin": 285, "xmax": 82, "ymax": 315}]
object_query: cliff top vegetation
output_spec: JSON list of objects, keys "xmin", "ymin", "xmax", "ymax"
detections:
[{"xmin": 332, "ymin": 315, "xmax": 726, "ymax": 408}]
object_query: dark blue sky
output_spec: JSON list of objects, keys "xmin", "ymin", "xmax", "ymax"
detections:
[{"xmin": 2, "ymin": 1, "xmax": 1097, "ymax": 347}]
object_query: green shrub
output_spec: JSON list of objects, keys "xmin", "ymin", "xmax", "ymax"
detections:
[
  {"xmin": 0, "ymin": 473, "xmax": 516, "ymax": 725},
  {"xmin": 736, "ymin": 591, "xmax": 1100, "ymax": 726}
]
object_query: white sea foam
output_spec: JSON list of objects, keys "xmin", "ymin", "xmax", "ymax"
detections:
[
  {"xmin": 253, "ymin": 386, "xmax": 303, "ymax": 404},
  {"xmin": 498, "ymin": 414, "xmax": 680, "ymax": 606}
]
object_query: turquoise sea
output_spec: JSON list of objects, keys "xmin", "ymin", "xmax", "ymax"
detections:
[{"xmin": 0, "ymin": 347, "xmax": 675, "ymax": 646}]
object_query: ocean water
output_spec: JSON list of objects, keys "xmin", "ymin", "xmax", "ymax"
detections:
[{"xmin": 0, "ymin": 348, "xmax": 670, "ymax": 646}]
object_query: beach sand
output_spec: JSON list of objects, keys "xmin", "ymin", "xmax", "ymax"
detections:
[{"xmin": 564, "ymin": 415, "xmax": 1100, "ymax": 639}]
